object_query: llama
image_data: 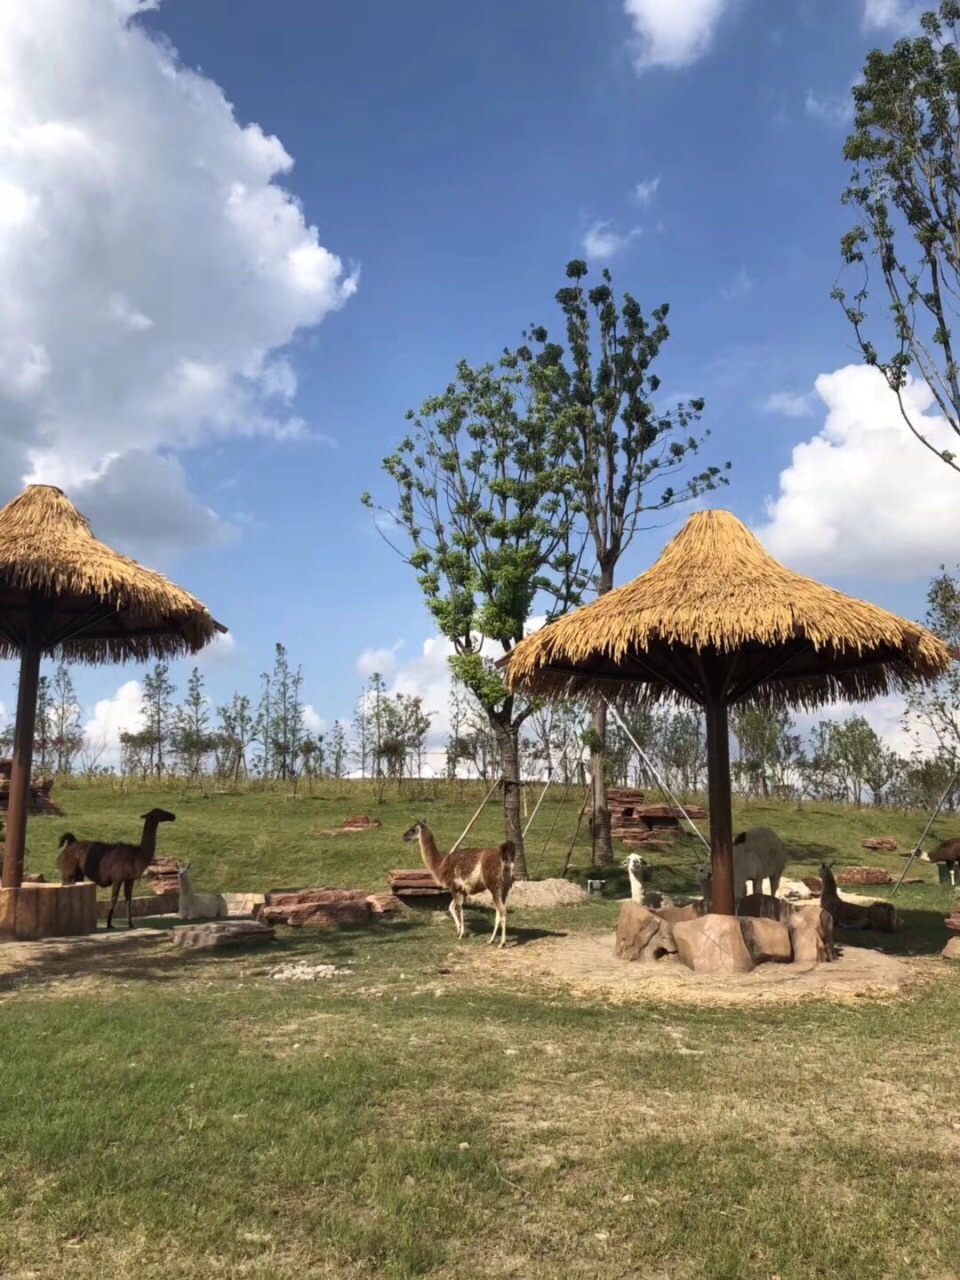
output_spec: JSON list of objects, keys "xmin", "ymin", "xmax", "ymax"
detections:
[
  {"xmin": 623, "ymin": 854, "xmax": 678, "ymax": 909},
  {"xmin": 58, "ymin": 808, "xmax": 176, "ymax": 929},
  {"xmin": 402, "ymin": 820, "xmax": 514, "ymax": 947},
  {"xmin": 819, "ymin": 862, "xmax": 898, "ymax": 933},
  {"xmin": 177, "ymin": 863, "xmax": 228, "ymax": 921},
  {"xmin": 731, "ymin": 827, "xmax": 791, "ymax": 898}
]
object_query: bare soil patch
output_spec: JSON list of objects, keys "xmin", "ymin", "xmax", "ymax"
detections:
[
  {"xmin": 471, "ymin": 878, "xmax": 589, "ymax": 910},
  {"xmin": 477, "ymin": 927, "xmax": 921, "ymax": 1006}
]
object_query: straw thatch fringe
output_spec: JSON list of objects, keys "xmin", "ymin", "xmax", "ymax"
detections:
[
  {"xmin": 0, "ymin": 485, "xmax": 223, "ymax": 662},
  {"xmin": 503, "ymin": 510, "xmax": 951, "ymax": 708}
]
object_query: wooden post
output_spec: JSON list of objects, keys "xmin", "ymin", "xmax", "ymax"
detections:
[
  {"xmin": 2, "ymin": 639, "xmax": 42, "ymax": 889},
  {"xmin": 704, "ymin": 696, "xmax": 735, "ymax": 916}
]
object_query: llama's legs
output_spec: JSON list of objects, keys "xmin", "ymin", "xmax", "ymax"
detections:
[
  {"xmin": 447, "ymin": 897, "xmax": 460, "ymax": 936},
  {"xmin": 489, "ymin": 893, "xmax": 507, "ymax": 947},
  {"xmin": 769, "ymin": 872, "xmax": 781, "ymax": 897},
  {"xmin": 124, "ymin": 879, "xmax": 135, "ymax": 928},
  {"xmin": 105, "ymin": 881, "xmax": 122, "ymax": 929}
]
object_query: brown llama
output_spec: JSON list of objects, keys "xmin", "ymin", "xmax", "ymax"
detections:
[
  {"xmin": 819, "ymin": 862, "xmax": 897, "ymax": 933},
  {"xmin": 58, "ymin": 808, "xmax": 176, "ymax": 929},
  {"xmin": 402, "ymin": 820, "xmax": 515, "ymax": 947}
]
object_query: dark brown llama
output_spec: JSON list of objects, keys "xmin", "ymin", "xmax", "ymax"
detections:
[
  {"xmin": 402, "ymin": 820, "xmax": 514, "ymax": 947},
  {"xmin": 58, "ymin": 808, "xmax": 176, "ymax": 929}
]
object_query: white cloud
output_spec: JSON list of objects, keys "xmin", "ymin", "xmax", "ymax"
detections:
[
  {"xmin": 582, "ymin": 220, "xmax": 642, "ymax": 261},
  {"xmin": 804, "ymin": 89, "xmax": 854, "ymax": 126},
  {"xmin": 862, "ymin": 0, "xmax": 923, "ymax": 31},
  {"xmin": 82, "ymin": 678, "xmax": 145, "ymax": 766},
  {"xmin": 624, "ymin": 0, "xmax": 738, "ymax": 72},
  {"xmin": 195, "ymin": 630, "xmax": 237, "ymax": 667},
  {"xmin": 357, "ymin": 642, "xmax": 403, "ymax": 681},
  {"xmin": 758, "ymin": 363, "xmax": 960, "ymax": 579},
  {"xmin": 792, "ymin": 694, "xmax": 938, "ymax": 763},
  {"xmin": 720, "ymin": 268, "xmax": 756, "ymax": 301},
  {"xmin": 303, "ymin": 705, "xmax": 325, "ymax": 736},
  {"xmin": 633, "ymin": 175, "xmax": 661, "ymax": 206},
  {"xmin": 762, "ymin": 390, "xmax": 815, "ymax": 419},
  {"xmin": 0, "ymin": 0, "xmax": 355, "ymax": 553}
]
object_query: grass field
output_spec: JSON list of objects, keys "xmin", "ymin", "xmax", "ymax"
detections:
[{"xmin": 2, "ymin": 781, "xmax": 960, "ymax": 1279}]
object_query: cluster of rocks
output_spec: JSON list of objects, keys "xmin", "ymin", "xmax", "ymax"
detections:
[{"xmin": 615, "ymin": 897, "xmax": 836, "ymax": 974}]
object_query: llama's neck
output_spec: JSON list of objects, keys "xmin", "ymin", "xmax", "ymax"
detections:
[
  {"xmin": 820, "ymin": 867, "xmax": 840, "ymax": 904},
  {"xmin": 138, "ymin": 818, "xmax": 162, "ymax": 869},
  {"xmin": 417, "ymin": 827, "xmax": 445, "ymax": 880},
  {"xmin": 627, "ymin": 865, "xmax": 645, "ymax": 905},
  {"xmin": 178, "ymin": 868, "xmax": 193, "ymax": 901}
]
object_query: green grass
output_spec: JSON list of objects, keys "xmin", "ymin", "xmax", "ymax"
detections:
[{"xmin": 2, "ymin": 782, "xmax": 960, "ymax": 1278}]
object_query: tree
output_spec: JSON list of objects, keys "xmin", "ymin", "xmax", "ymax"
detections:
[
  {"xmin": 34, "ymin": 675, "xmax": 53, "ymax": 774},
  {"xmin": 172, "ymin": 668, "xmax": 218, "ymax": 783},
  {"xmin": 330, "ymin": 720, "xmax": 348, "ymax": 779},
  {"xmin": 796, "ymin": 722, "xmax": 846, "ymax": 803},
  {"xmin": 216, "ymin": 692, "xmax": 257, "ymax": 782},
  {"xmin": 837, "ymin": 2, "xmax": 960, "ymax": 472},
  {"xmin": 522, "ymin": 260, "xmax": 729, "ymax": 863},
  {"xmin": 141, "ymin": 661, "xmax": 176, "ymax": 777},
  {"xmin": 730, "ymin": 706, "xmax": 801, "ymax": 799},
  {"xmin": 49, "ymin": 663, "xmax": 83, "ymax": 775},
  {"xmin": 352, "ymin": 689, "xmax": 370, "ymax": 778},
  {"xmin": 363, "ymin": 355, "xmax": 585, "ymax": 877},
  {"xmin": 904, "ymin": 566, "xmax": 960, "ymax": 760},
  {"xmin": 261, "ymin": 644, "xmax": 305, "ymax": 783}
]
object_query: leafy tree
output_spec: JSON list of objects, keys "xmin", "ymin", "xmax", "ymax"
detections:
[
  {"xmin": 363, "ymin": 355, "xmax": 585, "ymax": 876},
  {"xmin": 837, "ymin": 2, "xmax": 960, "ymax": 471},
  {"xmin": 216, "ymin": 692, "xmax": 257, "ymax": 783},
  {"xmin": 730, "ymin": 706, "xmax": 801, "ymax": 799},
  {"xmin": 352, "ymin": 690, "xmax": 371, "ymax": 778},
  {"xmin": 49, "ymin": 663, "xmax": 83, "ymax": 775},
  {"xmin": 261, "ymin": 644, "xmax": 305, "ymax": 782},
  {"xmin": 34, "ymin": 675, "xmax": 53, "ymax": 774},
  {"xmin": 141, "ymin": 661, "xmax": 176, "ymax": 777},
  {"xmin": 172, "ymin": 668, "xmax": 219, "ymax": 783},
  {"xmin": 904, "ymin": 566, "xmax": 960, "ymax": 760},
  {"xmin": 330, "ymin": 720, "xmax": 348, "ymax": 779},
  {"xmin": 522, "ymin": 261, "xmax": 729, "ymax": 863}
]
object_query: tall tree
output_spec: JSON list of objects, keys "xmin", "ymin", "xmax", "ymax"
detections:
[
  {"xmin": 172, "ymin": 668, "xmax": 218, "ymax": 783},
  {"xmin": 523, "ymin": 261, "xmax": 729, "ymax": 863},
  {"xmin": 34, "ymin": 675, "xmax": 53, "ymax": 774},
  {"xmin": 330, "ymin": 720, "xmax": 348, "ymax": 779},
  {"xmin": 262, "ymin": 643, "xmax": 305, "ymax": 782},
  {"xmin": 216, "ymin": 692, "xmax": 257, "ymax": 782},
  {"xmin": 351, "ymin": 690, "xmax": 371, "ymax": 778},
  {"xmin": 49, "ymin": 662, "xmax": 83, "ymax": 775},
  {"xmin": 837, "ymin": 2, "xmax": 960, "ymax": 472},
  {"xmin": 363, "ymin": 355, "xmax": 585, "ymax": 876},
  {"xmin": 141, "ymin": 661, "xmax": 176, "ymax": 777},
  {"xmin": 903, "ymin": 566, "xmax": 960, "ymax": 759}
]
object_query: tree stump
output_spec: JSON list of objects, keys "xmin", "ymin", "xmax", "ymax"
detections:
[{"xmin": 0, "ymin": 883, "xmax": 97, "ymax": 940}]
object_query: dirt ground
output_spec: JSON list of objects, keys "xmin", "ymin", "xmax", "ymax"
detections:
[
  {"xmin": 470, "ymin": 877, "xmax": 590, "ymax": 909},
  {"xmin": 470, "ymin": 928, "xmax": 925, "ymax": 1007}
]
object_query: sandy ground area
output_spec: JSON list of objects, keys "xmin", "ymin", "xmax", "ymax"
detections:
[{"xmin": 470, "ymin": 877, "xmax": 590, "ymax": 910}]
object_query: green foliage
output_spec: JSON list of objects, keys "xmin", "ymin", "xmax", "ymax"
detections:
[
  {"xmin": 523, "ymin": 259, "xmax": 729, "ymax": 585},
  {"xmin": 904, "ymin": 565, "xmax": 960, "ymax": 759},
  {"xmin": 172, "ymin": 668, "xmax": 219, "ymax": 783},
  {"xmin": 731, "ymin": 706, "xmax": 802, "ymax": 799},
  {"xmin": 362, "ymin": 355, "xmax": 585, "ymax": 717},
  {"xmin": 836, "ymin": 1, "xmax": 960, "ymax": 469}
]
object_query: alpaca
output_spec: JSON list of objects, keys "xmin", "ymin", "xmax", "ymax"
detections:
[
  {"xmin": 819, "ymin": 862, "xmax": 898, "ymax": 933},
  {"xmin": 732, "ymin": 827, "xmax": 791, "ymax": 899},
  {"xmin": 177, "ymin": 863, "xmax": 228, "ymax": 921},
  {"xmin": 623, "ymin": 854, "xmax": 678, "ymax": 909},
  {"xmin": 58, "ymin": 808, "xmax": 176, "ymax": 929},
  {"xmin": 402, "ymin": 820, "xmax": 514, "ymax": 947}
]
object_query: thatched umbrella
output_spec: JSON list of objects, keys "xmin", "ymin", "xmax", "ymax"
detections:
[
  {"xmin": 502, "ymin": 510, "xmax": 951, "ymax": 915},
  {"xmin": 0, "ymin": 484, "xmax": 225, "ymax": 888}
]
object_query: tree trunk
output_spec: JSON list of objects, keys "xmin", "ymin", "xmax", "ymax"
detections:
[
  {"xmin": 704, "ymin": 696, "xmax": 735, "ymax": 916},
  {"xmin": 493, "ymin": 719, "xmax": 527, "ymax": 879},
  {"xmin": 590, "ymin": 560, "xmax": 616, "ymax": 867}
]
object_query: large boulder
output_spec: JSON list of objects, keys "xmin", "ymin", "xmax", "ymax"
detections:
[
  {"xmin": 789, "ymin": 907, "xmax": 836, "ymax": 963},
  {"xmin": 943, "ymin": 936, "xmax": 960, "ymax": 960},
  {"xmin": 739, "ymin": 917, "xmax": 792, "ymax": 964},
  {"xmin": 672, "ymin": 914, "xmax": 755, "ymax": 975},
  {"xmin": 614, "ymin": 902, "xmax": 677, "ymax": 962},
  {"xmin": 174, "ymin": 920, "xmax": 276, "ymax": 951},
  {"xmin": 655, "ymin": 902, "xmax": 704, "ymax": 924}
]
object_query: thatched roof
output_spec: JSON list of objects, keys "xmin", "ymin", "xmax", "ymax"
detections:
[
  {"xmin": 0, "ymin": 485, "xmax": 225, "ymax": 662},
  {"xmin": 503, "ymin": 510, "xmax": 951, "ymax": 709}
]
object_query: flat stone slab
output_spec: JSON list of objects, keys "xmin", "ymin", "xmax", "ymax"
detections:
[{"xmin": 173, "ymin": 921, "xmax": 275, "ymax": 951}]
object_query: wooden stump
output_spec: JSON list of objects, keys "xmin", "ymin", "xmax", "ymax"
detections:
[{"xmin": 0, "ymin": 883, "xmax": 97, "ymax": 940}]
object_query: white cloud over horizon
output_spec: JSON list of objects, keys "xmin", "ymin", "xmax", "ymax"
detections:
[
  {"xmin": 0, "ymin": 0, "xmax": 355, "ymax": 558},
  {"xmin": 804, "ymin": 88, "xmax": 854, "ymax": 126},
  {"xmin": 633, "ymin": 175, "xmax": 661, "ymax": 206},
  {"xmin": 624, "ymin": 0, "xmax": 738, "ymax": 72},
  {"xmin": 758, "ymin": 364, "xmax": 960, "ymax": 580},
  {"xmin": 862, "ymin": 0, "xmax": 924, "ymax": 31},
  {"xmin": 763, "ymin": 390, "xmax": 815, "ymax": 419}
]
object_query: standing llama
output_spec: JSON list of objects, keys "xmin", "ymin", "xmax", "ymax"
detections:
[
  {"xmin": 58, "ymin": 808, "xmax": 176, "ymax": 929},
  {"xmin": 731, "ymin": 827, "xmax": 791, "ymax": 899},
  {"xmin": 402, "ymin": 820, "xmax": 514, "ymax": 947}
]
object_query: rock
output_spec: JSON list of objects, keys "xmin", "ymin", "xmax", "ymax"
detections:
[
  {"xmin": 615, "ymin": 902, "xmax": 663, "ymax": 961},
  {"xmin": 777, "ymin": 877, "xmax": 813, "ymax": 900},
  {"xmin": 739, "ymin": 917, "xmax": 793, "ymax": 964},
  {"xmin": 835, "ymin": 867, "xmax": 894, "ymax": 887},
  {"xmin": 802, "ymin": 876, "xmax": 823, "ymax": 894},
  {"xmin": 862, "ymin": 838, "xmax": 897, "ymax": 851},
  {"xmin": 789, "ymin": 908, "xmax": 836, "ymax": 963},
  {"xmin": 287, "ymin": 900, "xmax": 371, "ymax": 928},
  {"xmin": 737, "ymin": 893, "xmax": 793, "ymax": 922},
  {"xmin": 943, "ymin": 911, "xmax": 960, "ymax": 936},
  {"xmin": 367, "ymin": 892, "xmax": 404, "ymax": 914},
  {"xmin": 943, "ymin": 937, "xmax": 960, "ymax": 960},
  {"xmin": 672, "ymin": 914, "xmax": 755, "ymax": 975},
  {"xmin": 174, "ymin": 920, "xmax": 275, "ymax": 950},
  {"xmin": 655, "ymin": 902, "xmax": 704, "ymax": 924}
]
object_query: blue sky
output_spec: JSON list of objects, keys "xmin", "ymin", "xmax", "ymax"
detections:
[{"xmin": 0, "ymin": 0, "xmax": 950, "ymax": 763}]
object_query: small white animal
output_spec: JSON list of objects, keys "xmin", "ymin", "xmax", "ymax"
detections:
[{"xmin": 177, "ymin": 863, "xmax": 228, "ymax": 921}]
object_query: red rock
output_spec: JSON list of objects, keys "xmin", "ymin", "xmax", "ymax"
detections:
[
  {"xmin": 740, "ymin": 917, "xmax": 792, "ymax": 964},
  {"xmin": 672, "ymin": 915, "xmax": 755, "ymax": 975}
]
